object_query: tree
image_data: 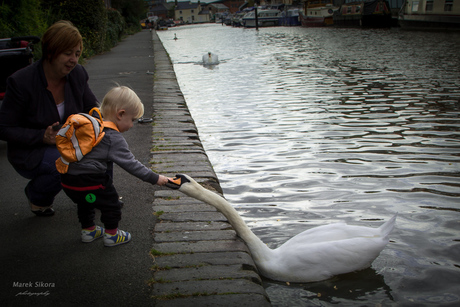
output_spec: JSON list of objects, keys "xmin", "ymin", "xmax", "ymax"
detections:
[
  {"xmin": 112, "ymin": 0, "xmax": 147, "ymax": 26},
  {"xmin": 0, "ymin": 0, "xmax": 47, "ymax": 38},
  {"xmin": 43, "ymin": 0, "xmax": 108, "ymax": 58}
]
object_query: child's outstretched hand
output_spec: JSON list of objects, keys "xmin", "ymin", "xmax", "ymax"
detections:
[{"xmin": 156, "ymin": 175, "xmax": 169, "ymax": 186}]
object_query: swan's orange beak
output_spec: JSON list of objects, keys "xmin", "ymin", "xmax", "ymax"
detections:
[
  {"xmin": 169, "ymin": 177, "xmax": 181, "ymax": 185},
  {"xmin": 166, "ymin": 176, "xmax": 181, "ymax": 189}
]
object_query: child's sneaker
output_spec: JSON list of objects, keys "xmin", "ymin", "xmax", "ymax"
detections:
[
  {"xmin": 81, "ymin": 226, "xmax": 105, "ymax": 243},
  {"xmin": 104, "ymin": 229, "xmax": 131, "ymax": 247}
]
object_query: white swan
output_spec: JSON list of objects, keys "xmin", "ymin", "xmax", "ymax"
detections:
[
  {"xmin": 166, "ymin": 174, "xmax": 397, "ymax": 283},
  {"xmin": 202, "ymin": 52, "xmax": 219, "ymax": 65}
]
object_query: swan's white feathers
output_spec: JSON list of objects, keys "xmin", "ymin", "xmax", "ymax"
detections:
[
  {"xmin": 176, "ymin": 174, "xmax": 396, "ymax": 283},
  {"xmin": 258, "ymin": 235, "xmax": 389, "ymax": 282},
  {"xmin": 281, "ymin": 223, "xmax": 381, "ymax": 246},
  {"xmin": 202, "ymin": 52, "xmax": 219, "ymax": 65}
]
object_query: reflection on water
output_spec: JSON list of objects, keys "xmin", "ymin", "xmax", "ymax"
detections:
[
  {"xmin": 157, "ymin": 24, "xmax": 460, "ymax": 306},
  {"xmin": 265, "ymin": 268, "xmax": 393, "ymax": 306}
]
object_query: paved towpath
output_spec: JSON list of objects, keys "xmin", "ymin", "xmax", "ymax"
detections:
[{"xmin": 0, "ymin": 29, "xmax": 270, "ymax": 306}]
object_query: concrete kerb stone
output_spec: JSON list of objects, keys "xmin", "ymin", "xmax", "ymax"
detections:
[
  {"xmin": 150, "ymin": 31, "xmax": 271, "ymax": 306},
  {"xmin": 153, "ymin": 281, "xmax": 268, "ymax": 306},
  {"xmin": 155, "ymin": 229, "xmax": 238, "ymax": 242},
  {"xmin": 155, "ymin": 294, "xmax": 270, "ymax": 307},
  {"xmin": 153, "ymin": 264, "xmax": 261, "ymax": 283},
  {"xmin": 153, "ymin": 251, "xmax": 256, "ymax": 268}
]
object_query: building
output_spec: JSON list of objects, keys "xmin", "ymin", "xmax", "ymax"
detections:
[
  {"xmin": 150, "ymin": 2, "xmax": 175, "ymax": 19},
  {"xmin": 174, "ymin": 1, "xmax": 210, "ymax": 23},
  {"xmin": 212, "ymin": 0, "xmax": 246, "ymax": 13},
  {"xmin": 148, "ymin": 0, "xmax": 249, "ymax": 23},
  {"xmin": 203, "ymin": 3, "xmax": 230, "ymax": 17}
]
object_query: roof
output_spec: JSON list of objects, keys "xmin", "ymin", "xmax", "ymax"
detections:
[
  {"xmin": 175, "ymin": 1, "xmax": 201, "ymax": 10},
  {"xmin": 209, "ymin": 3, "xmax": 228, "ymax": 9},
  {"xmin": 150, "ymin": 3, "xmax": 172, "ymax": 13}
]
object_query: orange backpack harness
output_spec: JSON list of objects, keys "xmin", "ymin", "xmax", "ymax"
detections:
[{"xmin": 55, "ymin": 107, "xmax": 119, "ymax": 174}]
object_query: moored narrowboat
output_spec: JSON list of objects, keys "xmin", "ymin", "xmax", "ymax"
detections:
[
  {"xmin": 333, "ymin": 0, "xmax": 392, "ymax": 27},
  {"xmin": 300, "ymin": 0, "xmax": 340, "ymax": 27},
  {"xmin": 398, "ymin": 0, "xmax": 460, "ymax": 30},
  {"xmin": 242, "ymin": 8, "xmax": 282, "ymax": 27}
]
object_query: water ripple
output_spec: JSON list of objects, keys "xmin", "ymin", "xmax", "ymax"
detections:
[{"xmin": 158, "ymin": 25, "xmax": 460, "ymax": 306}]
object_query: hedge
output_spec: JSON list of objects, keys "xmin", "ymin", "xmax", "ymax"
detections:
[{"xmin": 0, "ymin": 0, "xmax": 144, "ymax": 61}]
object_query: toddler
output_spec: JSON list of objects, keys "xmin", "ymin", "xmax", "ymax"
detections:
[{"xmin": 60, "ymin": 86, "xmax": 168, "ymax": 246}]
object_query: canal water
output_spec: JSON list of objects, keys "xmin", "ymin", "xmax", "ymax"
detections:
[{"xmin": 157, "ymin": 24, "xmax": 460, "ymax": 306}]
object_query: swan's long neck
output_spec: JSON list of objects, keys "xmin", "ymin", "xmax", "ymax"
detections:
[{"xmin": 180, "ymin": 183, "xmax": 271, "ymax": 259}]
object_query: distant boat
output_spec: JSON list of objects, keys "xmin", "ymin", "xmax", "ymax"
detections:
[
  {"xmin": 398, "ymin": 0, "xmax": 460, "ymax": 30},
  {"xmin": 232, "ymin": 11, "xmax": 247, "ymax": 27},
  {"xmin": 333, "ymin": 0, "xmax": 392, "ymax": 27},
  {"xmin": 242, "ymin": 8, "xmax": 281, "ymax": 27},
  {"xmin": 215, "ymin": 12, "xmax": 224, "ymax": 23},
  {"xmin": 223, "ymin": 14, "xmax": 233, "ymax": 25},
  {"xmin": 299, "ymin": 0, "xmax": 339, "ymax": 27},
  {"xmin": 279, "ymin": 8, "xmax": 302, "ymax": 26}
]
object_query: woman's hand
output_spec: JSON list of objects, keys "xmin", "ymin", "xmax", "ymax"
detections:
[{"xmin": 43, "ymin": 122, "xmax": 60, "ymax": 145}]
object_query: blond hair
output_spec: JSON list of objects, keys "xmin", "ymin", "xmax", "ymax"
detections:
[
  {"xmin": 100, "ymin": 86, "xmax": 144, "ymax": 119},
  {"xmin": 42, "ymin": 20, "xmax": 83, "ymax": 62}
]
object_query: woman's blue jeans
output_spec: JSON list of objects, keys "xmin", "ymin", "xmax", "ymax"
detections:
[{"xmin": 15, "ymin": 146, "xmax": 62, "ymax": 207}]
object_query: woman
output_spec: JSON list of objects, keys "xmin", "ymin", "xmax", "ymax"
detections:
[{"xmin": 0, "ymin": 21, "xmax": 99, "ymax": 216}]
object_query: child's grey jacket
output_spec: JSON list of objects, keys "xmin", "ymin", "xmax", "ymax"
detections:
[{"xmin": 66, "ymin": 127, "xmax": 159, "ymax": 184}]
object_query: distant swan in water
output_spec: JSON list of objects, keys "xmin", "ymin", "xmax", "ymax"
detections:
[
  {"xmin": 167, "ymin": 174, "xmax": 397, "ymax": 283},
  {"xmin": 202, "ymin": 52, "xmax": 219, "ymax": 65}
]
